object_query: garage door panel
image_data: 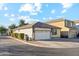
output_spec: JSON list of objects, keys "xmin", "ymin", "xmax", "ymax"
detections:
[{"xmin": 35, "ymin": 30, "xmax": 51, "ymax": 40}]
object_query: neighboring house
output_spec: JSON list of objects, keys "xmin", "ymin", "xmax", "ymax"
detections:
[
  {"xmin": 75, "ymin": 25, "xmax": 79, "ymax": 37},
  {"xmin": 74, "ymin": 20, "xmax": 79, "ymax": 37},
  {"xmin": 13, "ymin": 22, "xmax": 61, "ymax": 40},
  {"xmin": 8, "ymin": 29, "xmax": 13, "ymax": 36},
  {"xmin": 74, "ymin": 20, "xmax": 79, "ymax": 25},
  {"xmin": 47, "ymin": 18, "xmax": 77, "ymax": 38}
]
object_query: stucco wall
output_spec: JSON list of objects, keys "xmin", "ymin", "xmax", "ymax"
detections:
[
  {"xmin": 34, "ymin": 28, "xmax": 51, "ymax": 31},
  {"xmin": 49, "ymin": 21, "xmax": 69, "ymax": 31},
  {"xmin": 48, "ymin": 21, "xmax": 69, "ymax": 38},
  {"xmin": 49, "ymin": 21, "xmax": 65, "ymax": 28},
  {"xmin": 61, "ymin": 27, "xmax": 69, "ymax": 31},
  {"xmin": 68, "ymin": 29, "xmax": 77, "ymax": 38},
  {"xmin": 13, "ymin": 30, "xmax": 19, "ymax": 33},
  {"xmin": 13, "ymin": 28, "xmax": 33, "ymax": 38}
]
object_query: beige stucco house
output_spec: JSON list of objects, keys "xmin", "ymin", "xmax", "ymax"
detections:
[
  {"xmin": 48, "ymin": 18, "xmax": 77, "ymax": 38},
  {"xmin": 13, "ymin": 22, "xmax": 61, "ymax": 40}
]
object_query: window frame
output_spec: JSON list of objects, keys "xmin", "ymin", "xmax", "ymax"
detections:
[{"xmin": 51, "ymin": 28, "xmax": 57, "ymax": 35}]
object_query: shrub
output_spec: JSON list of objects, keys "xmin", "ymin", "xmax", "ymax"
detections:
[
  {"xmin": 12, "ymin": 33, "xmax": 18, "ymax": 38},
  {"xmin": 13, "ymin": 33, "xmax": 16, "ymax": 38},
  {"xmin": 11, "ymin": 32, "xmax": 24, "ymax": 40},
  {"xmin": 15, "ymin": 33, "xmax": 18, "ymax": 38},
  {"xmin": 18, "ymin": 33, "xmax": 24, "ymax": 40}
]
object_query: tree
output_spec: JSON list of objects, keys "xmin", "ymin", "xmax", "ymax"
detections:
[
  {"xmin": 8, "ymin": 24, "xmax": 16, "ymax": 36},
  {"xmin": 19, "ymin": 19, "xmax": 26, "ymax": 26},
  {"xmin": 0, "ymin": 26, "xmax": 7, "ymax": 35},
  {"xmin": 8, "ymin": 24, "xmax": 16, "ymax": 29}
]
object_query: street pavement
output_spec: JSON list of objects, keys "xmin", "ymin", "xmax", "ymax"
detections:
[{"xmin": 0, "ymin": 36, "xmax": 79, "ymax": 56}]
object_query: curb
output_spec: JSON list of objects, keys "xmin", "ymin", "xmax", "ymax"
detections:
[{"xmin": 10, "ymin": 36, "xmax": 47, "ymax": 48}]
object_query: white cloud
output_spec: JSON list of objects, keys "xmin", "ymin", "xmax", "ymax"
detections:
[
  {"xmin": 51, "ymin": 10, "xmax": 55, "ymax": 14},
  {"xmin": 0, "ymin": 4, "xmax": 4, "ymax": 10},
  {"xmin": 48, "ymin": 17, "xmax": 53, "ymax": 19},
  {"xmin": 11, "ymin": 14, "xmax": 15, "ymax": 17},
  {"xmin": 43, "ymin": 17, "xmax": 46, "ymax": 20},
  {"xmin": 61, "ymin": 3, "xmax": 73, "ymax": 14},
  {"xmin": 25, "ymin": 18, "xmax": 40, "ymax": 23},
  {"xmin": 4, "ymin": 13, "xmax": 16, "ymax": 17},
  {"xmin": 19, "ymin": 3, "xmax": 42, "ymax": 15},
  {"xmin": 43, "ymin": 17, "xmax": 53, "ymax": 20},
  {"xmin": 4, "ymin": 14, "xmax": 8, "ymax": 17},
  {"xmin": 34, "ymin": 3, "xmax": 41, "ymax": 12},
  {"xmin": 9, "ymin": 18, "xmax": 15, "ymax": 21},
  {"xmin": 19, "ymin": 3, "xmax": 33, "ymax": 12},
  {"xmin": 61, "ymin": 3, "xmax": 73, "ymax": 9},
  {"xmin": 4, "ymin": 7, "xmax": 8, "ymax": 10},
  {"xmin": 61, "ymin": 9, "xmax": 66, "ymax": 13},
  {"xmin": 18, "ymin": 15, "xmax": 39, "ymax": 23},
  {"xmin": 18, "ymin": 16, "xmax": 29, "ymax": 20},
  {"xmin": 30, "ymin": 12, "xmax": 38, "ymax": 15},
  {"xmin": 0, "ymin": 4, "xmax": 8, "ymax": 10}
]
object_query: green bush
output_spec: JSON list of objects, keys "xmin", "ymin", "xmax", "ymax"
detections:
[
  {"xmin": 15, "ymin": 33, "xmax": 18, "ymax": 38},
  {"xmin": 11, "ymin": 32, "xmax": 24, "ymax": 40},
  {"xmin": 18, "ymin": 33, "xmax": 24, "ymax": 40},
  {"xmin": 13, "ymin": 33, "xmax": 16, "ymax": 37},
  {"xmin": 12, "ymin": 33, "xmax": 18, "ymax": 38}
]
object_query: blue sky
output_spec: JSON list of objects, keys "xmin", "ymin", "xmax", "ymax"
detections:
[{"xmin": 0, "ymin": 3, "xmax": 79, "ymax": 27}]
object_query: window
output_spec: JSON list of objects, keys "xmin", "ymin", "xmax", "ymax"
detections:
[
  {"xmin": 51, "ymin": 28, "xmax": 57, "ymax": 35},
  {"xmin": 65, "ymin": 20, "xmax": 74, "ymax": 27},
  {"xmin": 70, "ymin": 22, "xmax": 73, "ymax": 27}
]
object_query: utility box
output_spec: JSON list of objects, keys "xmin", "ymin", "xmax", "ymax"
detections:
[{"xmin": 24, "ymin": 34, "xmax": 29, "ymax": 41}]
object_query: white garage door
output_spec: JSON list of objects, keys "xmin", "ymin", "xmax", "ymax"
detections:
[{"xmin": 35, "ymin": 30, "xmax": 51, "ymax": 40}]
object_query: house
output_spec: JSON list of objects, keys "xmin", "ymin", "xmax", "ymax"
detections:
[
  {"xmin": 13, "ymin": 22, "xmax": 61, "ymax": 40},
  {"xmin": 47, "ymin": 18, "xmax": 77, "ymax": 38},
  {"xmin": 74, "ymin": 20, "xmax": 79, "ymax": 25},
  {"xmin": 74, "ymin": 20, "xmax": 79, "ymax": 37},
  {"xmin": 75, "ymin": 25, "xmax": 79, "ymax": 37}
]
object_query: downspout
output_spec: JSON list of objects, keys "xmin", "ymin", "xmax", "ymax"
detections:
[{"xmin": 32, "ymin": 26, "xmax": 35, "ymax": 40}]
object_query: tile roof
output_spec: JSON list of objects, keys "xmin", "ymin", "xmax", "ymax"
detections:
[
  {"xmin": 33, "ymin": 22, "xmax": 61, "ymax": 29},
  {"xmin": 47, "ymin": 18, "xmax": 74, "ymax": 23},
  {"xmin": 13, "ymin": 22, "xmax": 61, "ymax": 30},
  {"xmin": 74, "ymin": 20, "xmax": 79, "ymax": 23}
]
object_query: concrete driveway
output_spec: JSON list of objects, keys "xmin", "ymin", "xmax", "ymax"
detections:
[
  {"xmin": 27, "ymin": 40, "xmax": 79, "ymax": 48},
  {"xmin": 1, "ymin": 36, "xmax": 79, "ymax": 56}
]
